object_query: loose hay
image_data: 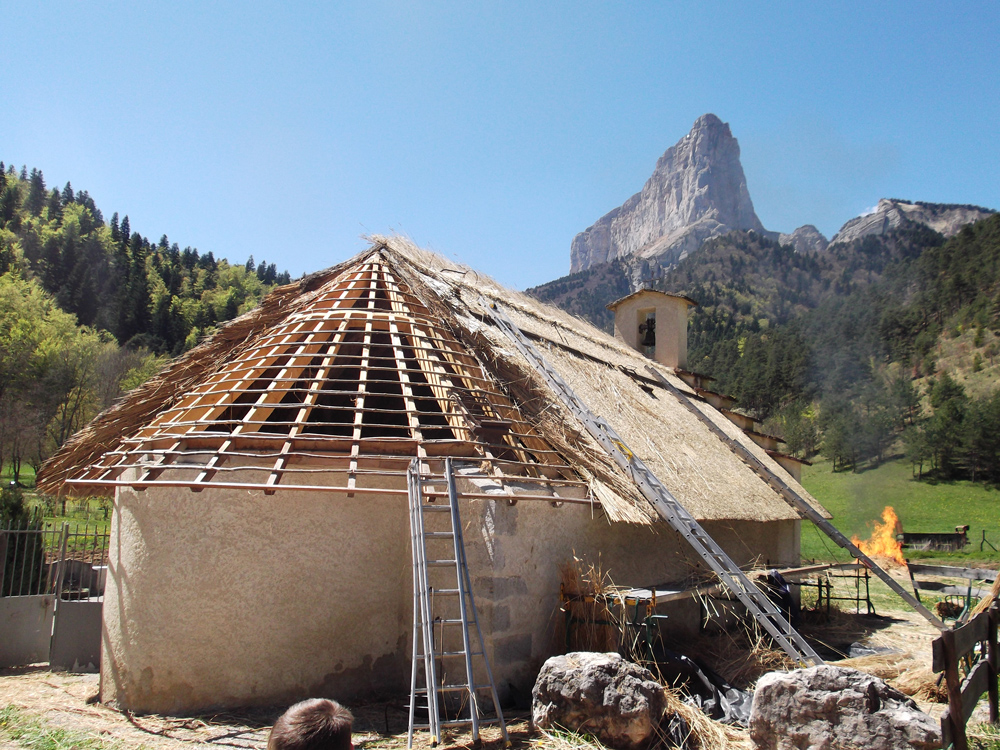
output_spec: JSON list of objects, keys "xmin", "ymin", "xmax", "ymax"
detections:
[
  {"xmin": 835, "ymin": 652, "xmax": 947, "ymax": 703},
  {"xmin": 658, "ymin": 687, "xmax": 752, "ymax": 750},
  {"xmin": 558, "ymin": 556, "xmax": 619, "ymax": 653},
  {"xmin": 666, "ymin": 624, "xmax": 794, "ymax": 691}
]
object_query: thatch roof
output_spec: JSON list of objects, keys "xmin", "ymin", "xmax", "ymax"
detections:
[{"xmin": 37, "ymin": 237, "xmax": 829, "ymax": 526}]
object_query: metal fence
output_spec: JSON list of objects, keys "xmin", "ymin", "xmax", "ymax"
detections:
[{"xmin": 0, "ymin": 521, "xmax": 109, "ymax": 599}]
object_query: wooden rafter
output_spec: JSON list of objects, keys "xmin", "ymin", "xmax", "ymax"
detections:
[{"xmin": 67, "ymin": 255, "xmax": 580, "ymax": 497}]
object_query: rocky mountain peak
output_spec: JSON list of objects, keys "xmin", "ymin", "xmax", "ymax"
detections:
[
  {"xmin": 570, "ymin": 114, "xmax": 771, "ymax": 274},
  {"xmin": 830, "ymin": 199, "xmax": 997, "ymax": 246},
  {"xmin": 780, "ymin": 225, "xmax": 829, "ymax": 254}
]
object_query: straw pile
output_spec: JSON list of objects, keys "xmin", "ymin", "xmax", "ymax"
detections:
[
  {"xmin": 662, "ymin": 623, "xmax": 795, "ymax": 691},
  {"xmin": 554, "ymin": 555, "xmax": 753, "ymax": 749}
]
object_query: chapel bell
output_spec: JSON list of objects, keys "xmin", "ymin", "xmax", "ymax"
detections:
[{"xmin": 639, "ymin": 318, "xmax": 656, "ymax": 347}]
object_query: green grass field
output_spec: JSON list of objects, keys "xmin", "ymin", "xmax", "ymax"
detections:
[
  {"xmin": 2, "ymin": 464, "xmax": 112, "ymax": 538},
  {"xmin": 800, "ymin": 456, "xmax": 1000, "ymax": 565}
]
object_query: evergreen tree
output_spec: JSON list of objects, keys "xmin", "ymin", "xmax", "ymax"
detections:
[
  {"xmin": 46, "ymin": 189, "xmax": 63, "ymax": 224},
  {"xmin": 926, "ymin": 372, "xmax": 969, "ymax": 477},
  {"xmin": 25, "ymin": 169, "xmax": 47, "ymax": 216},
  {"xmin": 0, "ymin": 185, "xmax": 19, "ymax": 228}
]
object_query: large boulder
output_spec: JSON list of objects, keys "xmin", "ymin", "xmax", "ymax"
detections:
[
  {"xmin": 749, "ymin": 665, "xmax": 941, "ymax": 750},
  {"xmin": 532, "ymin": 652, "xmax": 667, "ymax": 749}
]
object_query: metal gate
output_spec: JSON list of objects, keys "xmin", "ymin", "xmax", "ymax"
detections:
[{"xmin": 1, "ymin": 521, "xmax": 109, "ymax": 669}]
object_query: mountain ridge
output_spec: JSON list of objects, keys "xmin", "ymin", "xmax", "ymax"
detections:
[
  {"xmin": 570, "ymin": 114, "xmax": 772, "ymax": 276},
  {"xmin": 830, "ymin": 198, "xmax": 996, "ymax": 246},
  {"xmin": 567, "ymin": 115, "xmax": 997, "ymax": 288}
]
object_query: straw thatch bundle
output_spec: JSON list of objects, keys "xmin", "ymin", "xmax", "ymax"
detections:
[
  {"xmin": 557, "ymin": 556, "xmax": 620, "ymax": 654},
  {"xmin": 386, "ymin": 237, "xmax": 827, "ymax": 524}
]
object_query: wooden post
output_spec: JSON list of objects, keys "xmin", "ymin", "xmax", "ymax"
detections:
[
  {"xmin": 989, "ymin": 604, "xmax": 999, "ymax": 725},
  {"xmin": 942, "ymin": 628, "xmax": 968, "ymax": 750}
]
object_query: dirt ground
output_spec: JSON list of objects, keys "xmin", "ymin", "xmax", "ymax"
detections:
[
  {"xmin": 0, "ymin": 602, "xmax": 985, "ymax": 750},
  {"xmin": 0, "ymin": 666, "xmax": 532, "ymax": 750}
]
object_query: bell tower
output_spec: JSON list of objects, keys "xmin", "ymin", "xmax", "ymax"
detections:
[{"xmin": 607, "ymin": 289, "xmax": 697, "ymax": 370}]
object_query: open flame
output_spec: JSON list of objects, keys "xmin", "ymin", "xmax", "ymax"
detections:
[{"xmin": 852, "ymin": 506, "xmax": 907, "ymax": 566}]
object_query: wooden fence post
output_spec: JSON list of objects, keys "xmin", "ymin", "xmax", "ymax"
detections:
[{"xmin": 942, "ymin": 627, "xmax": 968, "ymax": 750}]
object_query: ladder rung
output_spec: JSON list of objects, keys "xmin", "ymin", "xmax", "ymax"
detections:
[
  {"xmin": 424, "ymin": 532, "xmax": 454, "ymax": 538},
  {"xmin": 415, "ymin": 619, "xmax": 467, "ymax": 627},
  {"xmin": 419, "ymin": 505, "xmax": 452, "ymax": 512},
  {"xmin": 431, "ymin": 588, "xmax": 461, "ymax": 595},
  {"xmin": 415, "ymin": 684, "xmax": 495, "ymax": 693},
  {"xmin": 437, "ymin": 650, "xmax": 483, "ymax": 657},
  {"xmin": 412, "ymin": 718, "xmax": 504, "ymax": 729},
  {"xmin": 427, "ymin": 560, "xmax": 458, "ymax": 566}
]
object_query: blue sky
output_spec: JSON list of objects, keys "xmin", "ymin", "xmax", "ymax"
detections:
[{"xmin": 3, "ymin": 2, "xmax": 998, "ymax": 289}]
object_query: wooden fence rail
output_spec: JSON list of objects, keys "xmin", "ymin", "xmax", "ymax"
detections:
[{"xmin": 933, "ymin": 602, "xmax": 999, "ymax": 749}]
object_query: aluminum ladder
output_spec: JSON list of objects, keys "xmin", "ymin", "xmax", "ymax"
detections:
[
  {"xmin": 481, "ymin": 299, "xmax": 823, "ymax": 666},
  {"xmin": 407, "ymin": 457, "xmax": 510, "ymax": 748}
]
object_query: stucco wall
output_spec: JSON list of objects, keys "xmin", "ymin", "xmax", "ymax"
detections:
[
  {"xmin": 102, "ymin": 483, "xmax": 412, "ymax": 713},
  {"xmin": 102, "ymin": 481, "xmax": 799, "ymax": 713},
  {"xmin": 457, "ymin": 495, "xmax": 800, "ymax": 697}
]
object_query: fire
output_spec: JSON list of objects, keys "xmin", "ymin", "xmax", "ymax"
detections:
[{"xmin": 852, "ymin": 506, "xmax": 907, "ymax": 567}]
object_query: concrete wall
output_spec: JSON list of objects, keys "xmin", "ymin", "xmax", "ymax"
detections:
[
  {"xmin": 51, "ymin": 599, "xmax": 103, "ymax": 672},
  {"xmin": 101, "ymin": 481, "xmax": 799, "ymax": 713},
  {"xmin": 0, "ymin": 595, "xmax": 54, "ymax": 667}
]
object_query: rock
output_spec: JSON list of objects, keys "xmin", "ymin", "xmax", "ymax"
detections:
[
  {"xmin": 749, "ymin": 665, "xmax": 941, "ymax": 750},
  {"xmin": 532, "ymin": 652, "xmax": 666, "ymax": 750},
  {"xmin": 779, "ymin": 225, "xmax": 829, "ymax": 253},
  {"xmin": 570, "ymin": 114, "xmax": 774, "ymax": 274},
  {"xmin": 829, "ymin": 198, "xmax": 996, "ymax": 246}
]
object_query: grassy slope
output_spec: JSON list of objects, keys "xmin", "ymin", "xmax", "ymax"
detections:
[{"xmin": 799, "ymin": 456, "xmax": 1000, "ymax": 564}]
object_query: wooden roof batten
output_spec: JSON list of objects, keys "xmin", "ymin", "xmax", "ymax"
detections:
[{"xmin": 65, "ymin": 251, "xmax": 581, "ymax": 500}]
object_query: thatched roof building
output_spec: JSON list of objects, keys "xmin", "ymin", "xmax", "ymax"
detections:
[{"xmin": 38, "ymin": 237, "xmax": 828, "ymax": 713}]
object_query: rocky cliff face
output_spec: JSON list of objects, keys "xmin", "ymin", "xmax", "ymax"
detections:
[
  {"xmin": 830, "ymin": 199, "xmax": 996, "ymax": 246},
  {"xmin": 779, "ymin": 225, "xmax": 829, "ymax": 254},
  {"xmin": 570, "ymin": 114, "xmax": 772, "ymax": 274}
]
